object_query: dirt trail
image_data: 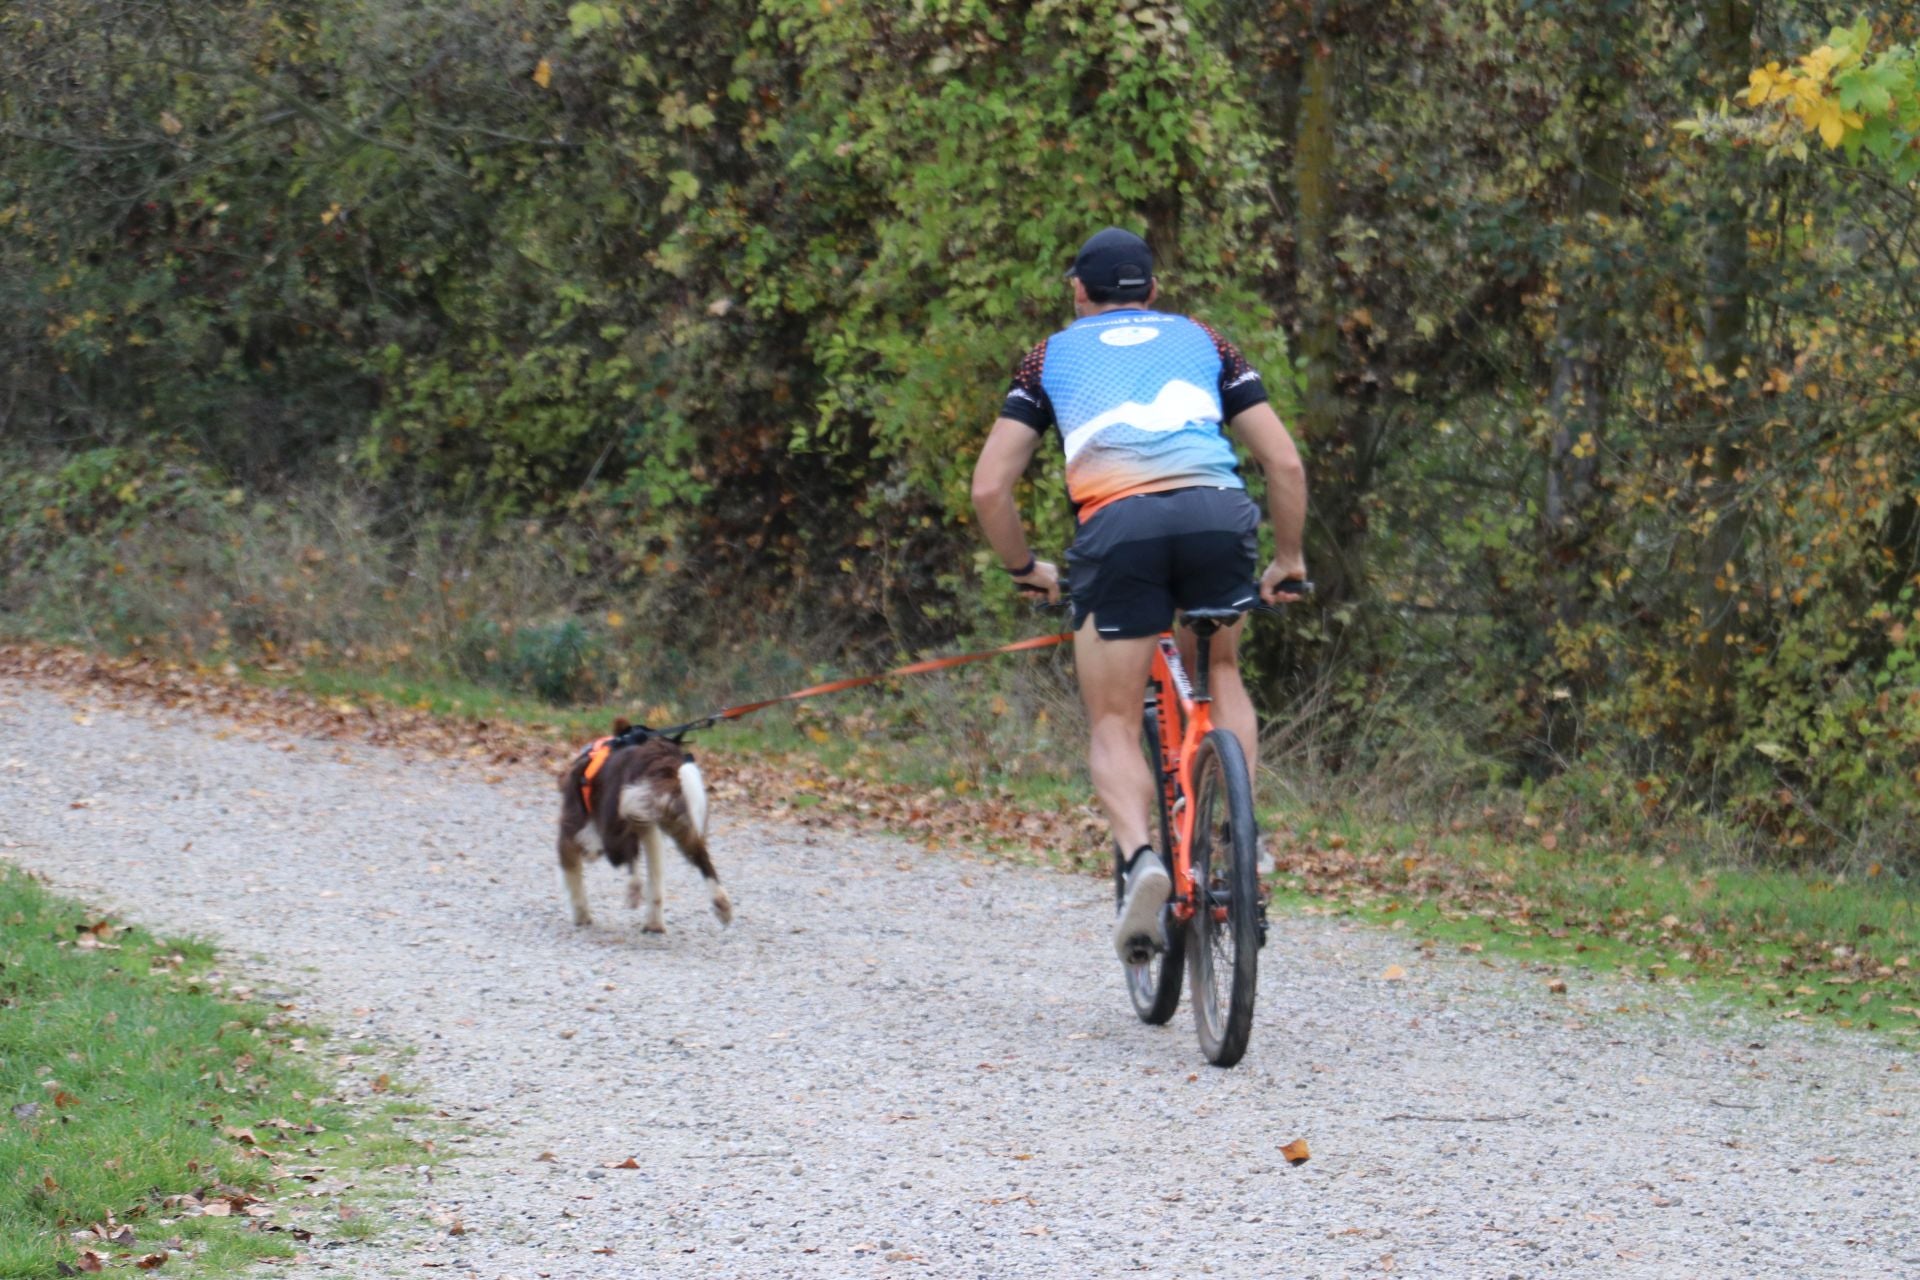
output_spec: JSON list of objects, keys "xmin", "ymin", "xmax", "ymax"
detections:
[{"xmin": 1, "ymin": 675, "xmax": 1915, "ymax": 1279}]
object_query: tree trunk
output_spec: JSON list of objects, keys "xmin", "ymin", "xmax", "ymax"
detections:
[
  {"xmin": 1290, "ymin": 4, "xmax": 1381, "ymax": 623},
  {"xmin": 1689, "ymin": 0, "xmax": 1757, "ymax": 730},
  {"xmin": 1542, "ymin": 4, "xmax": 1634, "ymax": 765}
]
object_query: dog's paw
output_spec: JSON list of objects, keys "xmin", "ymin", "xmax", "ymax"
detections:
[
  {"xmin": 642, "ymin": 910, "xmax": 666, "ymax": 934},
  {"xmin": 572, "ymin": 910, "xmax": 594, "ymax": 928},
  {"xmin": 710, "ymin": 888, "xmax": 734, "ymax": 927}
]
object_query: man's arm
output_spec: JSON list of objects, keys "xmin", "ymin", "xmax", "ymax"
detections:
[
  {"xmin": 969, "ymin": 417, "xmax": 1061, "ymax": 602},
  {"xmin": 1227, "ymin": 402, "xmax": 1310, "ymax": 603}
]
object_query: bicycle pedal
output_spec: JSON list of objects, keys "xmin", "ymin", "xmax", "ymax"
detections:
[{"xmin": 1123, "ymin": 915, "xmax": 1173, "ymax": 967}]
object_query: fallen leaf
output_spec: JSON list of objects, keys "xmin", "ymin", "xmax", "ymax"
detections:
[
  {"xmin": 1281, "ymin": 1138, "xmax": 1311, "ymax": 1165},
  {"xmin": 1547, "ymin": 978, "xmax": 1568, "ymax": 995},
  {"xmin": 1380, "ymin": 965, "xmax": 1407, "ymax": 982},
  {"xmin": 370, "ymin": 1074, "xmax": 390, "ymax": 1093},
  {"xmin": 77, "ymin": 1249, "xmax": 107, "ymax": 1272},
  {"xmin": 532, "ymin": 58, "xmax": 553, "ymax": 89},
  {"xmin": 136, "ymin": 1252, "xmax": 169, "ymax": 1271}
]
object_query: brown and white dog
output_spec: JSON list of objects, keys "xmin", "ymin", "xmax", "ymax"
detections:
[{"xmin": 556, "ymin": 721, "xmax": 732, "ymax": 933}]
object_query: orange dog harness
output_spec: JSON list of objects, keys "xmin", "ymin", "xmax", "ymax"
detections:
[{"xmin": 578, "ymin": 737, "xmax": 614, "ymax": 813}]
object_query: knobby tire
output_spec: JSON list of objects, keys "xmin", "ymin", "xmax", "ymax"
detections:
[{"xmin": 1186, "ymin": 729, "xmax": 1261, "ymax": 1067}]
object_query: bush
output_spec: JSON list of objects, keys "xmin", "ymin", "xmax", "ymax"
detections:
[{"xmin": 455, "ymin": 617, "xmax": 606, "ymax": 706}]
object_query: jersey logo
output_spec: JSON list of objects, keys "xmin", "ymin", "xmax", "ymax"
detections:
[
  {"xmin": 1061, "ymin": 379, "xmax": 1218, "ymax": 462},
  {"xmin": 1097, "ymin": 325, "xmax": 1161, "ymax": 348}
]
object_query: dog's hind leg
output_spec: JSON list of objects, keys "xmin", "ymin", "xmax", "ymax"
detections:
[
  {"xmin": 558, "ymin": 834, "xmax": 593, "ymax": 927},
  {"xmin": 640, "ymin": 825, "xmax": 667, "ymax": 934},
  {"xmin": 625, "ymin": 846, "xmax": 644, "ymax": 912},
  {"xmin": 661, "ymin": 811, "xmax": 732, "ymax": 926}
]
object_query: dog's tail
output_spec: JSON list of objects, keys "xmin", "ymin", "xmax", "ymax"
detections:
[{"xmin": 678, "ymin": 757, "xmax": 709, "ymax": 839}]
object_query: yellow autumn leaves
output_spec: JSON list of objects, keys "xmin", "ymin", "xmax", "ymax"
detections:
[{"xmin": 1745, "ymin": 43, "xmax": 1864, "ymax": 149}]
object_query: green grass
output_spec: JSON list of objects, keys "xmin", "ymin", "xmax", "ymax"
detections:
[
  {"xmin": 1267, "ymin": 818, "xmax": 1920, "ymax": 1041},
  {"xmin": 0, "ymin": 867, "xmax": 433, "ymax": 1276},
  {"xmin": 273, "ymin": 648, "xmax": 1094, "ymax": 810}
]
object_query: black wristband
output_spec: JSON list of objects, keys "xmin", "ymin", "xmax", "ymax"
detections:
[{"xmin": 1003, "ymin": 554, "xmax": 1037, "ymax": 577}]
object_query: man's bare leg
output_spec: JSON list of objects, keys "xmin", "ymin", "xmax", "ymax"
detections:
[{"xmin": 1073, "ymin": 615, "xmax": 1160, "ymax": 856}]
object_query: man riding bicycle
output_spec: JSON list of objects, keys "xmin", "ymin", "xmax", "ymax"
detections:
[{"xmin": 969, "ymin": 226, "xmax": 1310, "ymax": 962}]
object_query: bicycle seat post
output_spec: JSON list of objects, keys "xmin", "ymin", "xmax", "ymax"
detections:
[
  {"xmin": 1180, "ymin": 608, "xmax": 1250, "ymax": 704},
  {"xmin": 1193, "ymin": 626, "xmax": 1214, "ymax": 703}
]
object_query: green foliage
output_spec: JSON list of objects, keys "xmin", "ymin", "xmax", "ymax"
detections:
[
  {"xmin": 758, "ymin": 0, "xmax": 1288, "ymax": 563},
  {"xmin": 1740, "ymin": 19, "xmax": 1920, "ymax": 177},
  {"xmin": 5, "ymin": 0, "xmax": 1920, "ymax": 861}
]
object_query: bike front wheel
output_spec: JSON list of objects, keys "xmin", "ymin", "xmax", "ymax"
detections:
[
  {"xmin": 1123, "ymin": 705, "xmax": 1185, "ymax": 1025},
  {"xmin": 1185, "ymin": 728, "xmax": 1262, "ymax": 1067}
]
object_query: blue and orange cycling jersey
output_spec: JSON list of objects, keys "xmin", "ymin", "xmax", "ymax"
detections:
[{"xmin": 999, "ymin": 309, "xmax": 1269, "ymax": 520}]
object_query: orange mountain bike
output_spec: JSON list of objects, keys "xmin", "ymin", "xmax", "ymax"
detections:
[{"xmin": 1123, "ymin": 593, "xmax": 1305, "ymax": 1067}]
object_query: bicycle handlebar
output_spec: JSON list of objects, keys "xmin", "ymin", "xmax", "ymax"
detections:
[{"xmin": 1018, "ymin": 579, "xmax": 1316, "ymax": 612}]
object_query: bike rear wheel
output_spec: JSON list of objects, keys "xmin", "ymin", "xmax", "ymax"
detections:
[
  {"xmin": 1185, "ymin": 728, "xmax": 1262, "ymax": 1067},
  {"xmin": 1122, "ymin": 706, "xmax": 1184, "ymax": 1024}
]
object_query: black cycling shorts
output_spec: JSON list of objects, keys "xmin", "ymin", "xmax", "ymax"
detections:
[{"xmin": 1066, "ymin": 487, "xmax": 1261, "ymax": 639}]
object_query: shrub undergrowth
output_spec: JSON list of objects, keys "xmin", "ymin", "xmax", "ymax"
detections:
[{"xmin": 4, "ymin": 442, "xmax": 1916, "ymax": 885}]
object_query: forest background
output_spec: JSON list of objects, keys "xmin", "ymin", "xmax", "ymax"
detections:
[{"xmin": 4, "ymin": 0, "xmax": 1919, "ymax": 874}]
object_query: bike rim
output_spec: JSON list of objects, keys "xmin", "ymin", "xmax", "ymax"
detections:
[
  {"xmin": 1191, "ymin": 751, "xmax": 1238, "ymax": 1045},
  {"xmin": 1127, "ymin": 952, "xmax": 1165, "ymax": 1000}
]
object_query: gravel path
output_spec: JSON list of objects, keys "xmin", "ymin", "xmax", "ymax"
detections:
[{"xmin": 2, "ymin": 675, "xmax": 1917, "ymax": 1280}]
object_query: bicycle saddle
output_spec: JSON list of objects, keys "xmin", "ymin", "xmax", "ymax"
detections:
[{"xmin": 1180, "ymin": 607, "xmax": 1247, "ymax": 633}]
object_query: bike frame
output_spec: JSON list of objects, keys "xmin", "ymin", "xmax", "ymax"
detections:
[{"xmin": 1145, "ymin": 631, "xmax": 1215, "ymax": 927}]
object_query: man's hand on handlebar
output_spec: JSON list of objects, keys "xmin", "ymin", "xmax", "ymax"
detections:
[
  {"xmin": 1013, "ymin": 559, "xmax": 1063, "ymax": 605},
  {"xmin": 1260, "ymin": 557, "xmax": 1311, "ymax": 605}
]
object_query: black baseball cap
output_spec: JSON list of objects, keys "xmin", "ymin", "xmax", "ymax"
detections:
[{"xmin": 1066, "ymin": 226, "xmax": 1154, "ymax": 296}]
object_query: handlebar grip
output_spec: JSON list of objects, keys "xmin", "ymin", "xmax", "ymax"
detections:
[{"xmin": 1270, "ymin": 578, "xmax": 1314, "ymax": 597}]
